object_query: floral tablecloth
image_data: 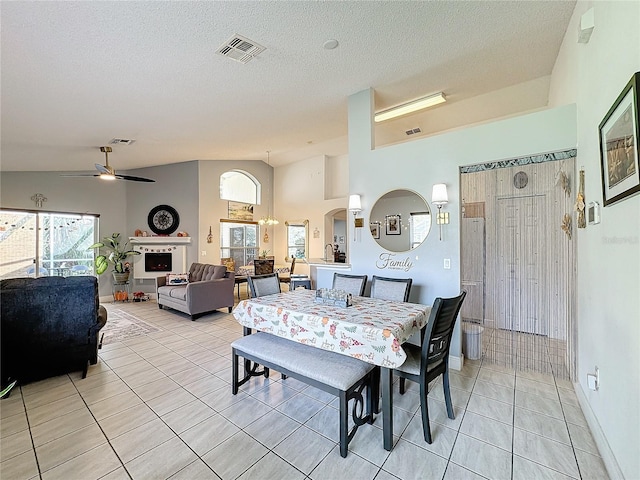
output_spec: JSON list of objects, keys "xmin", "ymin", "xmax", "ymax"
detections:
[
  {"xmin": 237, "ymin": 265, "xmax": 291, "ymax": 276},
  {"xmin": 232, "ymin": 289, "xmax": 430, "ymax": 368}
]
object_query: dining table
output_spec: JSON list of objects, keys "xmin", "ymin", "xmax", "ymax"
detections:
[{"xmin": 232, "ymin": 288, "xmax": 431, "ymax": 451}]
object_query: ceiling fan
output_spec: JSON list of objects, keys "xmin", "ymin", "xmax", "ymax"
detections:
[{"xmin": 61, "ymin": 146, "xmax": 155, "ymax": 183}]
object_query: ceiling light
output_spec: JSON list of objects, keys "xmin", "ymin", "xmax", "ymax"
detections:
[
  {"xmin": 99, "ymin": 173, "xmax": 116, "ymax": 181},
  {"xmin": 259, "ymin": 151, "xmax": 279, "ymax": 226},
  {"xmin": 323, "ymin": 39, "xmax": 339, "ymax": 50},
  {"xmin": 374, "ymin": 92, "xmax": 446, "ymax": 123}
]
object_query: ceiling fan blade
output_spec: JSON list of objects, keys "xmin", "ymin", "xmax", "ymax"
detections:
[
  {"xmin": 95, "ymin": 163, "xmax": 111, "ymax": 174},
  {"xmin": 114, "ymin": 174, "xmax": 156, "ymax": 183},
  {"xmin": 60, "ymin": 173, "xmax": 100, "ymax": 178}
]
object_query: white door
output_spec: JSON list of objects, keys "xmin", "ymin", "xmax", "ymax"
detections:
[{"xmin": 497, "ymin": 196, "xmax": 547, "ymax": 335}]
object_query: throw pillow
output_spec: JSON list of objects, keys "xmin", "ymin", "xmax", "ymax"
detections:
[
  {"xmin": 212, "ymin": 266, "xmax": 227, "ymax": 279},
  {"xmin": 167, "ymin": 273, "xmax": 189, "ymax": 285}
]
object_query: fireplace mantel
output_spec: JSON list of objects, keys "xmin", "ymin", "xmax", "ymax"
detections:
[
  {"xmin": 130, "ymin": 237, "xmax": 190, "ymax": 279},
  {"xmin": 129, "ymin": 237, "xmax": 191, "ymax": 244}
]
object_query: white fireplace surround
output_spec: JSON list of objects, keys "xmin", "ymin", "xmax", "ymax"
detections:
[{"xmin": 129, "ymin": 237, "xmax": 191, "ymax": 279}]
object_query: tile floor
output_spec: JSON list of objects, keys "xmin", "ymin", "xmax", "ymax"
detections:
[{"xmin": 1, "ymin": 297, "xmax": 609, "ymax": 480}]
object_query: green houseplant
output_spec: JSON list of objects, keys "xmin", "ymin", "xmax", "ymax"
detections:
[{"xmin": 88, "ymin": 233, "xmax": 140, "ymax": 280}]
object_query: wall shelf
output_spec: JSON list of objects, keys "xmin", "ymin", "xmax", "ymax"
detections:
[{"xmin": 129, "ymin": 237, "xmax": 191, "ymax": 244}]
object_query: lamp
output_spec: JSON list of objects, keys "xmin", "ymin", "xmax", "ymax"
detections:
[
  {"xmin": 258, "ymin": 151, "xmax": 279, "ymax": 226},
  {"xmin": 431, "ymin": 183, "xmax": 449, "ymax": 241},
  {"xmin": 374, "ymin": 92, "xmax": 446, "ymax": 123},
  {"xmin": 348, "ymin": 194, "xmax": 362, "ymax": 213},
  {"xmin": 348, "ymin": 194, "xmax": 362, "ymax": 241}
]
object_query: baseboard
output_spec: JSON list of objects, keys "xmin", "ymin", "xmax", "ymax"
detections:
[
  {"xmin": 574, "ymin": 382, "xmax": 624, "ymax": 479},
  {"xmin": 450, "ymin": 354, "xmax": 463, "ymax": 371},
  {"xmin": 99, "ymin": 293, "xmax": 156, "ymax": 304}
]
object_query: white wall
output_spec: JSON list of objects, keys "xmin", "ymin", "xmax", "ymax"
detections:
[
  {"xmin": 197, "ymin": 159, "xmax": 272, "ymax": 263},
  {"xmin": 346, "ymin": 88, "xmax": 577, "ymax": 360},
  {"xmin": 273, "ymin": 154, "xmax": 347, "ymax": 277},
  {"xmin": 549, "ymin": 2, "xmax": 640, "ymax": 478}
]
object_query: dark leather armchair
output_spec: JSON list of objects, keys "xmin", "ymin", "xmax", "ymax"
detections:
[{"xmin": 1, "ymin": 276, "xmax": 107, "ymax": 385}]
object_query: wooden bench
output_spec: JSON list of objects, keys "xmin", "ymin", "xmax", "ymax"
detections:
[{"xmin": 231, "ymin": 332, "xmax": 375, "ymax": 457}]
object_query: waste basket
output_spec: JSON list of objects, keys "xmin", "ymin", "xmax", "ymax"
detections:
[{"xmin": 462, "ymin": 322, "xmax": 484, "ymax": 360}]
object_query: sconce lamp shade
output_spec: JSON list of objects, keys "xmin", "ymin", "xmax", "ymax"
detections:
[
  {"xmin": 431, "ymin": 184, "xmax": 448, "ymax": 206},
  {"xmin": 348, "ymin": 194, "xmax": 362, "ymax": 212}
]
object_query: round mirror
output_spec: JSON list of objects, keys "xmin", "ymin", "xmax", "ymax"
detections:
[{"xmin": 369, "ymin": 189, "xmax": 431, "ymax": 252}]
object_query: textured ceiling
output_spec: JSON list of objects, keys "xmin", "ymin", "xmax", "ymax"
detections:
[{"xmin": 0, "ymin": 1, "xmax": 575, "ymax": 173}]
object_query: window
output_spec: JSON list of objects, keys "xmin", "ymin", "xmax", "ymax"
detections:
[
  {"xmin": 285, "ymin": 220, "xmax": 309, "ymax": 259},
  {"xmin": 410, "ymin": 212, "xmax": 431, "ymax": 249},
  {"xmin": 220, "ymin": 170, "xmax": 260, "ymax": 205},
  {"xmin": 220, "ymin": 220, "xmax": 259, "ymax": 270}
]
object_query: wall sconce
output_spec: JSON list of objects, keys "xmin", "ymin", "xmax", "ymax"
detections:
[
  {"xmin": 348, "ymin": 194, "xmax": 363, "ymax": 241},
  {"xmin": 432, "ymin": 184, "xmax": 449, "ymax": 241}
]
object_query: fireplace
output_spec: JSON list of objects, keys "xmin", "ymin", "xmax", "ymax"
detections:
[
  {"xmin": 145, "ymin": 253, "xmax": 172, "ymax": 272},
  {"xmin": 129, "ymin": 237, "xmax": 191, "ymax": 279}
]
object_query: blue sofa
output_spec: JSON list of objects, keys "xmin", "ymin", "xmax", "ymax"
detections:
[{"xmin": 1, "ymin": 276, "xmax": 107, "ymax": 386}]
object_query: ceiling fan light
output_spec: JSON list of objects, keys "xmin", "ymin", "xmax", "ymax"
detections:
[{"xmin": 100, "ymin": 173, "xmax": 116, "ymax": 181}]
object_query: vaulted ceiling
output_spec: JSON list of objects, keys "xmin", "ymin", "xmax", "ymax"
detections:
[{"xmin": 1, "ymin": 1, "xmax": 575, "ymax": 172}]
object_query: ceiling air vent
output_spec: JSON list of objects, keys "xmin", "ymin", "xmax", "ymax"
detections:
[
  {"xmin": 216, "ymin": 34, "xmax": 266, "ymax": 64},
  {"xmin": 405, "ymin": 128, "xmax": 422, "ymax": 136},
  {"xmin": 109, "ymin": 138, "xmax": 135, "ymax": 145}
]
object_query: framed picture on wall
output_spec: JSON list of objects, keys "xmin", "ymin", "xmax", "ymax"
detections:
[
  {"xmin": 385, "ymin": 215, "xmax": 401, "ymax": 235},
  {"xmin": 370, "ymin": 221, "xmax": 381, "ymax": 239},
  {"xmin": 599, "ymin": 71, "xmax": 640, "ymax": 207},
  {"xmin": 228, "ymin": 201, "xmax": 254, "ymax": 221}
]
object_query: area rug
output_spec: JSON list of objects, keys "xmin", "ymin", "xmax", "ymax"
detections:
[{"xmin": 100, "ymin": 308, "xmax": 160, "ymax": 345}]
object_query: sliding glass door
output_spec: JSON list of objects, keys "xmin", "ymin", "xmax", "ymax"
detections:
[{"xmin": 0, "ymin": 209, "xmax": 98, "ymax": 279}]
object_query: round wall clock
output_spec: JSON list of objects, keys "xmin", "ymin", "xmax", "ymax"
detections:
[
  {"xmin": 513, "ymin": 171, "xmax": 529, "ymax": 189},
  {"xmin": 148, "ymin": 205, "xmax": 180, "ymax": 235}
]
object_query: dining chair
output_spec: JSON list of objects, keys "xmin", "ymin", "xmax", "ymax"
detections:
[
  {"xmin": 253, "ymin": 258, "xmax": 275, "ymax": 275},
  {"xmin": 247, "ymin": 273, "xmax": 281, "ymax": 298},
  {"xmin": 279, "ymin": 257, "xmax": 310, "ymax": 290},
  {"xmin": 222, "ymin": 257, "xmax": 247, "ymax": 299},
  {"xmin": 26, "ymin": 266, "xmax": 48, "ymax": 277},
  {"xmin": 332, "ymin": 273, "xmax": 367, "ymax": 296},
  {"xmin": 392, "ymin": 291, "xmax": 466, "ymax": 443},
  {"xmin": 370, "ymin": 275, "xmax": 413, "ymax": 302},
  {"xmin": 70, "ymin": 265, "xmax": 91, "ymax": 276}
]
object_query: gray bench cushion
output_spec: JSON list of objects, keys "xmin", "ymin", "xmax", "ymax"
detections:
[{"xmin": 232, "ymin": 332, "xmax": 374, "ymax": 391}]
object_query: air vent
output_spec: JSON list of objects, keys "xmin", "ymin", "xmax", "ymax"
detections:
[
  {"xmin": 109, "ymin": 138, "xmax": 135, "ymax": 145},
  {"xmin": 216, "ymin": 34, "xmax": 266, "ymax": 64},
  {"xmin": 405, "ymin": 128, "xmax": 422, "ymax": 136}
]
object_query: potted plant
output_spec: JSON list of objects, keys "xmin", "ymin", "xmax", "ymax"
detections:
[
  {"xmin": 259, "ymin": 249, "xmax": 270, "ymax": 259},
  {"xmin": 88, "ymin": 233, "xmax": 140, "ymax": 282}
]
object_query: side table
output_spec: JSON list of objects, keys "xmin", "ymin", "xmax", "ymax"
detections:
[{"xmin": 112, "ymin": 281, "xmax": 131, "ymax": 302}]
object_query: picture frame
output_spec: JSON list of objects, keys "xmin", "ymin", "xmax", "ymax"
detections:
[
  {"xmin": 599, "ymin": 72, "xmax": 640, "ymax": 207},
  {"xmin": 385, "ymin": 214, "xmax": 401, "ymax": 235},
  {"xmin": 369, "ymin": 221, "xmax": 381, "ymax": 239},
  {"xmin": 228, "ymin": 201, "xmax": 254, "ymax": 221}
]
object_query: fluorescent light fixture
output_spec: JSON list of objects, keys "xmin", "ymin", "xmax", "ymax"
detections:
[{"xmin": 374, "ymin": 92, "xmax": 446, "ymax": 123}]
